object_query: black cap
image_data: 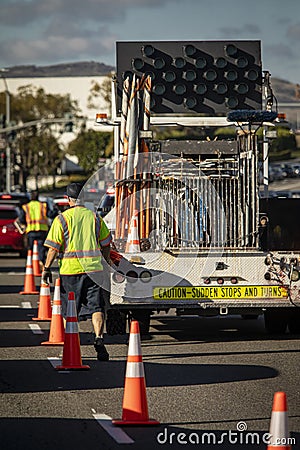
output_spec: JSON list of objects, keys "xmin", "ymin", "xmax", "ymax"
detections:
[{"xmin": 66, "ymin": 183, "xmax": 83, "ymax": 199}]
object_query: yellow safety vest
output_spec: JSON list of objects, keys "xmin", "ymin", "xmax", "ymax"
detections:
[
  {"xmin": 44, "ymin": 206, "xmax": 111, "ymax": 275},
  {"xmin": 22, "ymin": 201, "xmax": 48, "ymax": 233}
]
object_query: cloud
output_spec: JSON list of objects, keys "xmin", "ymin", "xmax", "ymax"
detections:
[
  {"xmin": 0, "ymin": 0, "xmax": 180, "ymax": 65},
  {"xmin": 0, "ymin": 0, "xmax": 178, "ymax": 26},
  {"xmin": 219, "ymin": 23, "xmax": 261, "ymax": 37},
  {"xmin": 265, "ymin": 43, "xmax": 295, "ymax": 60},
  {"xmin": 0, "ymin": 28, "xmax": 117, "ymax": 66},
  {"xmin": 286, "ymin": 22, "xmax": 300, "ymax": 40}
]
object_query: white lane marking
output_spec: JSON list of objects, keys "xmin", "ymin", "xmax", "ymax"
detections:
[
  {"xmin": 28, "ymin": 324, "xmax": 43, "ymax": 334},
  {"xmin": 0, "ymin": 272, "xmax": 25, "ymax": 275},
  {"xmin": 21, "ymin": 302, "xmax": 32, "ymax": 308},
  {"xmin": 47, "ymin": 357, "xmax": 62, "ymax": 368},
  {"xmin": 47, "ymin": 357, "xmax": 70, "ymax": 373},
  {"xmin": 93, "ymin": 413, "xmax": 134, "ymax": 444},
  {"xmin": 0, "ymin": 305, "xmax": 20, "ymax": 308}
]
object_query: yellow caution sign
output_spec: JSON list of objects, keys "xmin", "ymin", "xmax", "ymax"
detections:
[{"xmin": 153, "ymin": 285, "xmax": 288, "ymax": 300}]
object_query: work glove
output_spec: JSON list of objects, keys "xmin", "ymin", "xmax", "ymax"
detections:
[{"xmin": 42, "ymin": 268, "xmax": 52, "ymax": 285}]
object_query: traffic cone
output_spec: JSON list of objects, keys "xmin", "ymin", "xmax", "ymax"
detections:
[
  {"xmin": 125, "ymin": 210, "xmax": 140, "ymax": 253},
  {"xmin": 56, "ymin": 292, "xmax": 90, "ymax": 370},
  {"xmin": 267, "ymin": 392, "xmax": 292, "ymax": 450},
  {"xmin": 113, "ymin": 320, "xmax": 159, "ymax": 426},
  {"xmin": 19, "ymin": 250, "xmax": 39, "ymax": 295},
  {"xmin": 32, "ymin": 240, "xmax": 42, "ymax": 276},
  {"xmin": 32, "ymin": 282, "xmax": 52, "ymax": 321},
  {"xmin": 41, "ymin": 278, "xmax": 64, "ymax": 345}
]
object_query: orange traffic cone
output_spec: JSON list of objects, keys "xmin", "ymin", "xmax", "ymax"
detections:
[
  {"xmin": 56, "ymin": 292, "xmax": 90, "ymax": 370},
  {"xmin": 41, "ymin": 278, "xmax": 64, "ymax": 345},
  {"xmin": 113, "ymin": 320, "xmax": 159, "ymax": 426},
  {"xmin": 267, "ymin": 392, "xmax": 292, "ymax": 450},
  {"xmin": 19, "ymin": 250, "xmax": 39, "ymax": 295},
  {"xmin": 125, "ymin": 210, "xmax": 140, "ymax": 253},
  {"xmin": 32, "ymin": 240, "xmax": 42, "ymax": 277},
  {"xmin": 32, "ymin": 282, "xmax": 52, "ymax": 321}
]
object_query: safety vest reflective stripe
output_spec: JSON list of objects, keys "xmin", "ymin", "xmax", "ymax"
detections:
[
  {"xmin": 100, "ymin": 234, "xmax": 111, "ymax": 247},
  {"xmin": 95, "ymin": 215, "xmax": 101, "ymax": 241},
  {"xmin": 63, "ymin": 250, "xmax": 102, "ymax": 258},
  {"xmin": 57, "ymin": 214, "xmax": 69, "ymax": 247},
  {"xmin": 125, "ymin": 362, "xmax": 145, "ymax": 378},
  {"xmin": 44, "ymin": 239, "xmax": 61, "ymax": 251}
]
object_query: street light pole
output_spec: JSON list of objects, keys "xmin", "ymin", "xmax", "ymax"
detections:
[{"xmin": 1, "ymin": 70, "xmax": 11, "ymax": 192}]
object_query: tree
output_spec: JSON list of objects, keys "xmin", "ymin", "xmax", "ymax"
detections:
[
  {"xmin": 0, "ymin": 85, "xmax": 79, "ymax": 190},
  {"xmin": 68, "ymin": 129, "xmax": 113, "ymax": 174},
  {"xmin": 269, "ymin": 127, "xmax": 296, "ymax": 153},
  {"xmin": 87, "ymin": 75, "xmax": 112, "ymax": 116}
]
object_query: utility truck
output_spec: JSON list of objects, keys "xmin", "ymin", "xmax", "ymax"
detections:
[{"xmin": 95, "ymin": 40, "xmax": 300, "ymax": 335}]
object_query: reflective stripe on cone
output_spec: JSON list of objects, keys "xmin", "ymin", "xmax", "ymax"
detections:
[
  {"xmin": 125, "ymin": 210, "xmax": 140, "ymax": 253},
  {"xmin": 267, "ymin": 392, "xmax": 291, "ymax": 450},
  {"xmin": 32, "ymin": 240, "xmax": 42, "ymax": 276}
]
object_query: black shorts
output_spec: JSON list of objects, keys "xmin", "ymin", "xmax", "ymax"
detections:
[{"xmin": 60, "ymin": 273, "xmax": 105, "ymax": 319}]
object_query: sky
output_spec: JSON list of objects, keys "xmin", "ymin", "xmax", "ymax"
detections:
[{"xmin": 0, "ymin": 0, "xmax": 299, "ymax": 83}]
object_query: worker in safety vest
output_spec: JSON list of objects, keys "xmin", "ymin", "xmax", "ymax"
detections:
[
  {"xmin": 42, "ymin": 182, "xmax": 112, "ymax": 361},
  {"xmin": 19, "ymin": 191, "xmax": 57, "ymax": 267}
]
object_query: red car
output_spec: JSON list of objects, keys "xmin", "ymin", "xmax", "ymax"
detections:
[{"xmin": 0, "ymin": 204, "xmax": 26, "ymax": 257}]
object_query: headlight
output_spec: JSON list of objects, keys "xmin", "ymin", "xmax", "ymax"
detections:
[
  {"xmin": 112, "ymin": 271, "xmax": 125, "ymax": 283},
  {"xmin": 140, "ymin": 270, "xmax": 152, "ymax": 282},
  {"xmin": 126, "ymin": 270, "xmax": 138, "ymax": 283},
  {"xmin": 291, "ymin": 269, "xmax": 300, "ymax": 282}
]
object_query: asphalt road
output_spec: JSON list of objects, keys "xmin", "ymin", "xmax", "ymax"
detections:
[{"xmin": 0, "ymin": 255, "xmax": 299, "ymax": 450}]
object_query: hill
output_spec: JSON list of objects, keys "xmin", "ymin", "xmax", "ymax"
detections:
[
  {"xmin": 3, "ymin": 61, "xmax": 115, "ymax": 78},
  {"xmin": 272, "ymin": 78, "xmax": 300, "ymax": 102}
]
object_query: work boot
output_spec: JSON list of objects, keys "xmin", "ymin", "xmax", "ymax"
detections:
[{"xmin": 94, "ymin": 337, "xmax": 109, "ymax": 361}]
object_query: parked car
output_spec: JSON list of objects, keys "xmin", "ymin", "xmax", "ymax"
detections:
[
  {"xmin": 280, "ymin": 163, "xmax": 294, "ymax": 178},
  {"xmin": 0, "ymin": 192, "xmax": 30, "ymax": 206},
  {"xmin": 97, "ymin": 188, "xmax": 115, "ymax": 217},
  {"xmin": 269, "ymin": 165, "xmax": 285, "ymax": 181},
  {"xmin": 53, "ymin": 196, "xmax": 70, "ymax": 213},
  {"xmin": 291, "ymin": 164, "xmax": 300, "ymax": 177},
  {"xmin": 0, "ymin": 204, "xmax": 26, "ymax": 257}
]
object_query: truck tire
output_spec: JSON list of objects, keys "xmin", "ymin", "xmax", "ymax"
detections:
[
  {"xmin": 288, "ymin": 309, "xmax": 300, "ymax": 334},
  {"xmin": 130, "ymin": 309, "xmax": 151, "ymax": 336},
  {"xmin": 106, "ymin": 309, "xmax": 127, "ymax": 335},
  {"xmin": 264, "ymin": 309, "xmax": 288, "ymax": 334}
]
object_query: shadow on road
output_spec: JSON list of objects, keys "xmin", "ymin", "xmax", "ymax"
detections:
[{"xmin": 0, "ymin": 359, "xmax": 278, "ymax": 393}]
